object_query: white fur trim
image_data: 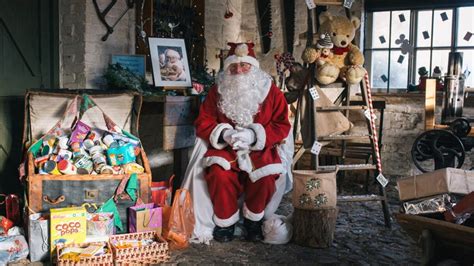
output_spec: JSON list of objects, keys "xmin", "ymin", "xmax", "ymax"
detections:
[
  {"xmin": 248, "ymin": 123, "xmax": 266, "ymax": 151},
  {"xmin": 249, "ymin": 163, "xmax": 284, "ymax": 183},
  {"xmin": 203, "ymin": 156, "xmax": 231, "ymax": 170},
  {"xmin": 210, "ymin": 123, "xmax": 233, "ymax": 150},
  {"xmin": 213, "ymin": 210, "xmax": 240, "ymax": 227},
  {"xmin": 224, "ymin": 55, "xmax": 260, "ymax": 70},
  {"xmin": 257, "ymin": 77, "xmax": 272, "ymax": 104},
  {"xmin": 243, "ymin": 203, "xmax": 264, "ymax": 221}
]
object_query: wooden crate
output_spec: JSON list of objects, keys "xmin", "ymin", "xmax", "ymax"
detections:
[{"xmin": 141, "ymin": 95, "xmax": 199, "ymax": 151}]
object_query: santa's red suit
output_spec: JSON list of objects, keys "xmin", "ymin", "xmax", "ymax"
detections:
[{"xmin": 195, "ymin": 80, "xmax": 291, "ymax": 227}]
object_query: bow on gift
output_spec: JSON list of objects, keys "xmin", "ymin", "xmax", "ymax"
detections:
[{"xmin": 274, "ymin": 52, "xmax": 295, "ymax": 79}]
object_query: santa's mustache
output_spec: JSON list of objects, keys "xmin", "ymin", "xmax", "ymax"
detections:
[{"xmin": 217, "ymin": 68, "xmax": 265, "ymax": 127}]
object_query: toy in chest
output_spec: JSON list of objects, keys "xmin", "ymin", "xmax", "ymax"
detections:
[{"xmin": 31, "ymin": 120, "xmax": 144, "ymax": 176}]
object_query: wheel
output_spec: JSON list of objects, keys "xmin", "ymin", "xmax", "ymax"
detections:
[
  {"xmin": 449, "ymin": 118, "xmax": 471, "ymax": 137},
  {"xmin": 411, "ymin": 130, "xmax": 465, "ymax": 173}
]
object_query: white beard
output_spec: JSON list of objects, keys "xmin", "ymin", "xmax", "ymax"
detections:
[{"xmin": 217, "ymin": 67, "xmax": 271, "ymax": 127}]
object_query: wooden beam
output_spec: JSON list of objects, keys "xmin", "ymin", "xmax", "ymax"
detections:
[{"xmin": 424, "ymin": 79, "xmax": 437, "ymax": 130}]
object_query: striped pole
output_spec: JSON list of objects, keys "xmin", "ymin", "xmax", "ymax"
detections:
[{"xmin": 363, "ymin": 72, "xmax": 383, "ymax": 174}]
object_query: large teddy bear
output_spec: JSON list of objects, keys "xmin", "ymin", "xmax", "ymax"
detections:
[{"xmin": 302, "ymin": 12, "xmax": 366, "ymax": 85}]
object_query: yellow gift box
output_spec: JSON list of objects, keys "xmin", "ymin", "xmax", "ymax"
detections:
[{"xmin": 50, "ymin": 206, "xmax": 87, "ymax": 255}]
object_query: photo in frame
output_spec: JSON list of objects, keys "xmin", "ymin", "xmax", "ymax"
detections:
[{"xmin": 149, "ymin": 37, "xmax": 192, "ymax": 87}]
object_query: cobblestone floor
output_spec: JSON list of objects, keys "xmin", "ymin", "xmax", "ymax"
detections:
[{"xmin": 170, "ymin": 180, "xmax": 421, "ymax": 265}]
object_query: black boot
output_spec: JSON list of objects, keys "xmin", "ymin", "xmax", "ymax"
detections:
[
  {"xmin": 244, "ymin": 218, "xmax": 263, "ymax": 241},
  {"xmin": 213, "ymin": 224, "xmax": 235, "ymax": 242}
]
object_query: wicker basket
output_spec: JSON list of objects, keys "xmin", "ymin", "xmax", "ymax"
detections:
[
  {"xmin": 56, "ymin": 241, "xmax": 113, "ymax": 266},
  {"xmin": 110, "ymin": 231, "xmax": 170, "ymax": 265}
]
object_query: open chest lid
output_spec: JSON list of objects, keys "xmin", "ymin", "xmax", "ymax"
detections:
[{"xmin": 23, "ymin": 89, "xmax": 142, "ymax": 145}]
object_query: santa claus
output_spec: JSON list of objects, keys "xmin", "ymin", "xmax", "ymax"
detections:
[{"xmin": 183, "ymin": 42, "xmax": 292, "ymax": 243}]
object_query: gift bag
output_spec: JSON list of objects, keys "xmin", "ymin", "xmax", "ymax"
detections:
[
  {"xmin": 0, "ymin": 234, "xmax": 29, "ymax": 264},
  {"xmin": 87, "ymin": 212, "xmax": 115, "ymax": 237},
  {"xmin": 28, "ymin": 213, "xmax": 50, "ymax": 262},
  {"xmin": 151, "ymin": 175, "xmax": 174, "ymax": 207},
  {"xmin": 292, "ymin": 169, "xmax": 337, "ymax": 210},
  {"xmin": 129, "ymin": 203, "xmax": 162, "ymax": 235},
  {"xmin": 165, "ymin": 189, "xmax": 195, "ymax": 249}
]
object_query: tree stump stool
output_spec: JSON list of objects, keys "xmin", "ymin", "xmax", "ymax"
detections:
[{"xmin": 293, "ymin": 207, "xmax": 338, "ymax": 248}]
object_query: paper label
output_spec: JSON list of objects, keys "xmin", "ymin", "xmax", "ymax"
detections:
[
  {"xmin": 305, "ymin": 0, "xmax": 316, "ymax": 9},
  {"xmin": 364, "ymin": 109, "xmax": 376, "ymax": 120},
  {"xmin": 311, "ymin": 141, "xmax": 322, "ymax": 155},
  {"xmin": 309, "ymin": 87, "xmax": 320, "ymax": 100},
  {"xmin": 343, "ymin": 0, "xmax": 354, "ymax": 8},
  {"xmin": 376, "ymin": 173, "xmax": 389, "ymax": 187}
]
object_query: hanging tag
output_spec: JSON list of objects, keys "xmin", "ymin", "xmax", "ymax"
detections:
[
  {"xmin": 305, "ymin": 0, "xmax": 316, "ymax": 9},
  {"xmin": 309, "ymin": 87, "xmax": 320, "ymax": 100},
  {"xmin": 343, "ymin": 0, "xmax": 355, "ymax": 9},
  {"xmin": 310, "ymin": 141, "xmax": 322, "ymax": 155},
  {"xmin": 376, "ymin": 173, "xmax": 389, "ymax": 187},
  {"xmin": 364, "ymin": 109, "xmax": 376, "ymax": 120}
]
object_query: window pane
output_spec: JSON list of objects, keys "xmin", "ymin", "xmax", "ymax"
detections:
[
  {"xmin": 391, "ymin": 10, "xmax": 411, "ymax": 48},
  {"xmin": 370, "ymin": 12, "xmax": 390, "ymax": 49},
  {"xmin": 457, "ymin": 49, "xmax": 474, "ymax": 88},
  {"xmin": 389, "ymin": 50, "xmax": 409, "ymax": 89},
  {"xmin": 433, "ymin": 10, "xmax": 452, "ymax": 47},
  {"xmin": 416, "ymin": 10, "xmax": 433, "ymax": 48},
  {"xmin": 457, "ymin": 7, "xmax": 474, "ymax": 47},
  {"xmin": 415, "ymin": 50, "xmax": 431, "ymax": 82},
  {"xmin": 370, "ymin": 51, "xmax": 389, "ymax": 89},
  {"xmin": 431, "ymin": 49, "xmax": 450, "ymax": 77}
]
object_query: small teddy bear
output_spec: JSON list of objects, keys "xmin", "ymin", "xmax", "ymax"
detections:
[{"xmin": 315, "ymin": 34, "xmax": 334, "ymax": 67}]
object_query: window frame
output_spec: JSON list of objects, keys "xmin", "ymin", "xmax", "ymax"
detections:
[{"xmin": 364, "ymin": 7, "xmax": 474, "ymax": 92}]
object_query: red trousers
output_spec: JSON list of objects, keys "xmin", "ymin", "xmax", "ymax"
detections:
[{"xmin": 205, "ymin": 163, "xmax": 277, "ymax": 224}]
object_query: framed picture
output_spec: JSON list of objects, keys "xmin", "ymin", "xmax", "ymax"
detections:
[
  {"xmin": 111, "ymin": 54, "xmax": 146, "ymax": 77},
  {"xmin": 148, "ymin": 37, "xmax": 192, "ymax": 87}
]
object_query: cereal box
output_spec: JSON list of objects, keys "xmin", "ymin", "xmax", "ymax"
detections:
[{"xmin": 50, "ymin": 206, "xmax": 87, "ymax": 255}]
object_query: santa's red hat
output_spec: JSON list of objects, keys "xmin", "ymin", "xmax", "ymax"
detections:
[{"xmin": 224, "ymin": 42, "xmax": 259, "ymax": 70}]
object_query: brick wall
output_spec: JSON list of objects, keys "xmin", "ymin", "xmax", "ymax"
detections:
[
  {"xmin": 59, "ymin": 0, "xmax": 135, "ymax": 88},
  {"xmin": 60, "ymin": 0, "xmax": 86, "ymax": 88}
]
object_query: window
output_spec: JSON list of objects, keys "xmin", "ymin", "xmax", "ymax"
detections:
[{"xmin": 364, "ymin": 7, "xmax": 474, "ymax": 91}]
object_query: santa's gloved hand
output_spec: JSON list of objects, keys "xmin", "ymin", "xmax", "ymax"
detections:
[
  {"xmin": 232, "ymin": 127, "xmax": 256, "ymax": 146},
  {"xmin": 222, "ymin": 129, "xmax": 238, "ymax": 145},
  {"xmin": 232, "ymin": 140, "xmax": 250, "ymax": 150}
]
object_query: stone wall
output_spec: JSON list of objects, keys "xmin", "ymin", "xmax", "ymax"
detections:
[
  {"xmin": 204, "ymin": 0, "xmax": 363, "ymax": 76},
  {"xmin": 59, "ymin": 0, "xmax": 135, "ymax": 88},
  {"xmin": 349, "ymin": 94, "xmax": 474, "ymax": 177}
]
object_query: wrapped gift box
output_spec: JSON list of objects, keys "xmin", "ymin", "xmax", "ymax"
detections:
[{"xmin": 398, "ymin": 168, "xmax": 474, "ymax": 201}]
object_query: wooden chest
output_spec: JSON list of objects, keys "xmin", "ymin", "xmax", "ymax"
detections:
[{"xmin": 22, "ymin": 90, "xmax": 151, "ymax": 231}]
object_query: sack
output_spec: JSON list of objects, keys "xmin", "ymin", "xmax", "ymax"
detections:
[
  {"xmin": 292, "ymin": 169, "xmax": 337, "ymax": 210},
  {"xmin": 28, "ymin": 213, "xmax": 50, "ymax": 262},
  {"xmin": 129, "ymin": 203, "xmax": 162, "ymax": 235},
  {"xmin": 165, "ymin": 189, "xmax": 195, "ymax": 249},
  {"xmin": 151, "ymin": 175, "xmax": 174, "ymax": 207}
]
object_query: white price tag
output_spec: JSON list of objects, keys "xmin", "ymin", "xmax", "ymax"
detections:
[
  {"xmin": 376, "ymin": 173, "xmax": 389, "ymax": 187},
  {"xmin": 305, "ymin": 0, "xmax": 316, "ymax": 9},
  {"xmin": 364, "ymin": 109, "xmax": 376, "ymax": 120},
  {"xmin": 310, "ymin": 141, "xmax": 322, "ymax": 155},
  {"xmin": 309, "ymin": 86, "xmax": 320, "ymax": 100}
]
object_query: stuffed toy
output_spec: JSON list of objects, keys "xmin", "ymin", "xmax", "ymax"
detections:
[
  {"xmin": 315, "ymin": 33, "xmax": 334, "ymax": 67},
  {"xmin": 302, "ymin": 12, "xmax": 366, "ymax": 85}
]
